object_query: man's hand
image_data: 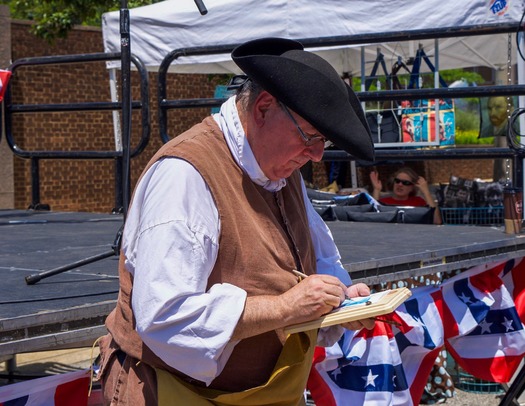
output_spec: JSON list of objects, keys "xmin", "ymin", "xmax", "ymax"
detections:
[
  {"xmin": 232, "ymin": 277, "xmax": 374, "ymax": 341},
  {"xmin": 279, "ymin": 274, "xmax": 348, "ymax": 325},
  {"xmin": 340, "ymin": 282, "xmax": 375, "ymax": 331}
]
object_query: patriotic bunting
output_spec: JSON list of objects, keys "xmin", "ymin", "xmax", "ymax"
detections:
[
  {"xmin": 0, "ymin": 70, "xmax": 11, "ymax": 103},
  {"xmin": 308, "ymin": 259, "xmax": 525, "ymax": 405},
  {"xmin": 0, "ymin": 369, "xmax": 90, "ymax": 406}
]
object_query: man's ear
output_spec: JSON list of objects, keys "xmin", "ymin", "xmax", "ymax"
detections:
[{"xmin": 253, "ymin": 91, "xmax": 276, "ymax": 126}]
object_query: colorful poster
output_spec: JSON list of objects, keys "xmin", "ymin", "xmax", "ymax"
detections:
[
  {"xmin": 479, "ymin": 95, "xmax": 519, "ymax": 139},
  {"xmin": 401, "ymin": 99, "xmax": 455, "ymax": 145}
]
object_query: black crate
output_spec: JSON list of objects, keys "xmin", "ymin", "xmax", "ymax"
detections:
[{"xmin": 440, "ymin": 206, "xmax": 504, "ymax": 226}]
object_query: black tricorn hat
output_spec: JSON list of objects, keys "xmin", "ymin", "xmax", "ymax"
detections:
[{"xmin": 231, "ymin": 37, "xmax": 374, "ymax": 161}]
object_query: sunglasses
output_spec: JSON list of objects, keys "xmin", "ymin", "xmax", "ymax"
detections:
[
  {"xmin": 394, "ymin": 178, "xmax": 414, "ymax": 186},
  {"xmin": 226, "ymin": 74, "xmax": 249, "ymax": 91},
  {"xmin": 279, "ymin": 103, "xmax": 326, "ymax": 147}
]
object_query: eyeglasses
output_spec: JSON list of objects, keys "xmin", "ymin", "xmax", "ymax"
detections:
[
  {"xmin": 279, "ymin": 103, "xmax": 325, "ymax": 147},
  {"xmin": 394, "ymin": 178, "xmax": 414, "ymax": 186}
]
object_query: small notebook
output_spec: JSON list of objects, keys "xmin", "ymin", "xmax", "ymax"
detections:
[{"xmin": 283, "ymin": 287, "xmax": 412, "ymax": 335}]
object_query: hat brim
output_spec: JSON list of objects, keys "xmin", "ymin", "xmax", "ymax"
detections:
[{"xmin": 232, "ymin": 38, "xmax": 374, "ymax": 161}]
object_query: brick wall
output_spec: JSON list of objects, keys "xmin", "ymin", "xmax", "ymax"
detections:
[
  {"xmin": 311, "ymin": 156, "xmax": 495, "ymax": 193},
  {"xmin": 9, "ymin": 21, "xmax": 224, "ymax": 212},
  {"xmin": 7, "ymin": 20, "xmax": 500, "ymax": 212},
  {"xmin": 425, "ymin": 157, "xmax": 494, "ymax": 184}
]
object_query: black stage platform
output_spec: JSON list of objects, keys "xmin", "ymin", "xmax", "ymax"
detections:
[
  {"xmin": 332, "ymin": 221, "xmax": 525, "ymax": 284},
  {"xmin": 0, "ymin": 210, "xmax": 123, "ymax": 362},
  {"xmin": 2, "ymin": 209, "xmax": 525, "ymax": 368}
]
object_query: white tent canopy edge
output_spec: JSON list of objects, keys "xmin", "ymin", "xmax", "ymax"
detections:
[{"xmin": 101, "ymin": 0, "xmax": 525, "ymax": 76}]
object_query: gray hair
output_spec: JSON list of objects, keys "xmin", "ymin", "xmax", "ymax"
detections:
[{"xmin": 235, "ymin": 78, "xmax": 264, "ymax": 111}]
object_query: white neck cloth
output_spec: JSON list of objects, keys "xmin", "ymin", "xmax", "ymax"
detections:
[{"xmin": 213, "ymin": 96, "xmax": 286, "ymax": 192}]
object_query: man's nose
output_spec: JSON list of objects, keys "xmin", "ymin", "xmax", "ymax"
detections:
[{"xmin": 305, "ymin": 141, "xmax": 325, "ymax": 162}]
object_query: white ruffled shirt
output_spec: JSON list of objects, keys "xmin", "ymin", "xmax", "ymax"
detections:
[{"xmin": 123, "ymin": 96, "xmax": 350, "ymax": 386}]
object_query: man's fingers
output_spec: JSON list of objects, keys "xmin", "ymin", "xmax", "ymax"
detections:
[
  {"xmin": 359, "ymin": 317, "xmax": 376, "ymax": 330},
  {"xmin": 341, "ymin": 318, "xmax": 375, "ymax": 331},
  {"xmin": 346, "ymin": 282, "xmax": 370, "ymax": 298}
]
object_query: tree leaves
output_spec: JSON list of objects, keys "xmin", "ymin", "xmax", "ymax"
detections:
[{"xmin": 2, "ymin": 0, "xmax": 160, "ymax": 42}]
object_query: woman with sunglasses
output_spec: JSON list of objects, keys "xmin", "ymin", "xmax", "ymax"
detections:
[{"xmin": 369, "ymin": 167, "xmax": 442, "ymax": 225}]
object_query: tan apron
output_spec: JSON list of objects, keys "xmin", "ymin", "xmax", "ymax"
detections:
[{"xmin": 156, "ymin": 330, "xmax": 317, "ymax": 406}]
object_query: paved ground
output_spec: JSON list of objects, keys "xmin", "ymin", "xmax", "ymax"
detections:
[
  {"xmin": 446, "ymin": 390, "xmax": 503, "ymax": 405},
  {"xmin": 0, "ymin": 348, "xmax": 97, "ymax": 382}
]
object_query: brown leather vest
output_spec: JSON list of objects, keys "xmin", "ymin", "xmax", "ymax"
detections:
[{"xmin": 105, "ymin": 116, "xmax": 316, "ymax": 391}]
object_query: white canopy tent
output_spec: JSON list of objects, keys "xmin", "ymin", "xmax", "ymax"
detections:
[
  {"xmin": 101, "ymin": 0, "xmax": 525, "ymax": 76},
  {"xmin": 101, "ymin": 0, "xmax": 525, "ymax": 150},
  {"xmin": 101, "ymin": 0, "xmax": 525, "ymax": 188}
]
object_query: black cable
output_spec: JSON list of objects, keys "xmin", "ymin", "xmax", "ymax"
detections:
[
  {"xmin": 0, "ymin": 290, "xmax": 119, "ymax": 305},
  {"xmin": 507, "ymin": 107, "xmax": 525, "ymax": 151},
  {"xmin": 0, "ymin": 218, "xmax": 122, "ymax": 226}
]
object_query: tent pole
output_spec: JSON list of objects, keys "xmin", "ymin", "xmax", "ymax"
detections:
[
  {"xmin": 109, "ymin": 67, "xmax": 124, "ymax": 212},
  {"xmin": 120, "ymin": 0, "xmax": 205, "ymax": 214},
  {"xmin": 120, "ymin": 0, "xmax": 132, "ymax": 218},
  {"xmin": 25, "ymin": 1, "xmax": 131, "ymax": 286},
  {"xmin": 517, "ymin": 31, "xmax": 525, "ymax": 191},
  {"xmin": 434, "ymin": 38, "xmax": 440, "ymax": 145},
  {"xmin": 109, "ymin": 68, "xmax": 122, "ymax": 153}
]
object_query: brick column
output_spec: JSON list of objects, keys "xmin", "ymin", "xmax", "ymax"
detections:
[{"xmin": 0, "ymin": 5, "xmax": 14, "ymax": 208}]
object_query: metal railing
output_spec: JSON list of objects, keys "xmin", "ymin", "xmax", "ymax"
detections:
[
  {"xmin": 2, "ymin": 52, "xmax": 150, "ymax": 211},
  {"xmin": 156, "ymin": 23, "xmax": 525, "ymax": 189}
]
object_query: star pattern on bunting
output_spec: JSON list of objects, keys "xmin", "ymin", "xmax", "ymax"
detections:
[
  {"xmin": 502, "ymin": 317, "xmax": 515, "ymax": 332},
  {"xmin": 331, "ymin": 367, "xmax": 343, "ymax": 380},
  {"xmin": 362, "ymin": 369, "xmax": 379, "ymax": 388},
  {"xmin": 479, "ymin": 319, "xmax": 493, "ymax": 334},
  {"xmin": 458, "ymin": 291, "xmax": 472, "ymax": 304}
]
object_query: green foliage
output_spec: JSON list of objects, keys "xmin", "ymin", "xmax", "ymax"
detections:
[
  {"xmin": 455, "ymin": 130, "xmax": 493, "ymax": 145},
  {"xmin": 1, "ymin": 0, "xmax": 161, "ymax": 42},
  {"xmin": 439, "ymin": 69, "xmax": 485, "ymax": 86},
  {"xmin": 454, "ymin": 105, "xmax": 480, "ymax": 133}
]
